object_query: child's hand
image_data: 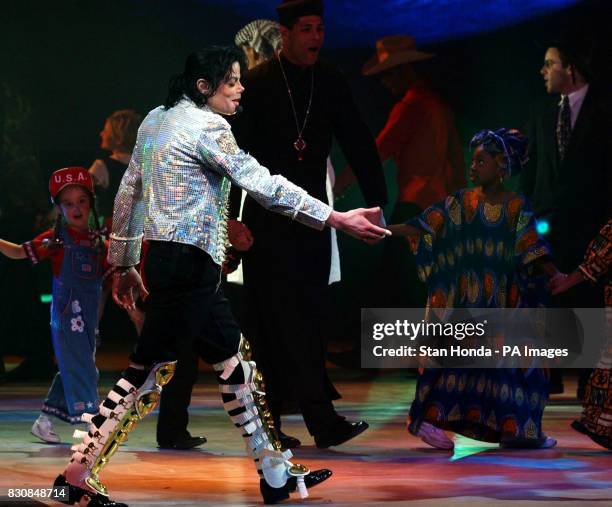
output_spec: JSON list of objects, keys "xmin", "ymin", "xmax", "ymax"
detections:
[
  {"xmin": 388, "ymin": 224, "xmax": 403, "ymax": 235},
  {"xmin": 548, "ymin": 270, "xmax": 583, "ymax": 295},
  {"xmin": 112, "ymin": 267, "xmax": 149, "ymax": 311},
  {"xmin": 388, "ymin": 223, "xmax": 421, "ymax": 237}
]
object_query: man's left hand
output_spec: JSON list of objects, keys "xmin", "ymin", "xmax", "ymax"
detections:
[
  {"xmin": 112, "ymin": 267, "xmax": 149, "ymax": 311},
  {"xmin": 326, "ymin": 207, "xmax": 391, "ymax": 244},
  {"xmin": 228, "ymin": 219, "xmax": 254, "ymax": 251}
]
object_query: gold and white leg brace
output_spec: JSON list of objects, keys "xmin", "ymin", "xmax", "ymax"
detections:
[
  {"xmin": 64, "ymin": 361, "xmax": 176, "ymax": 497},
  {"xmin": 214, "ymin": 340, "xmax": 309, "ymax": 498}
]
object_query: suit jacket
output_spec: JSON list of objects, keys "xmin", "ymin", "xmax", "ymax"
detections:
[{"xmin": 520, "ymin": 86, "xmax": 612, "ymax": 275}]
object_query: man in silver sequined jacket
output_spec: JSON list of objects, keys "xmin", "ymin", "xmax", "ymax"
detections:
[{"xmin": 52, "ymin": 46, "xmax": 389, "ymax": 507}]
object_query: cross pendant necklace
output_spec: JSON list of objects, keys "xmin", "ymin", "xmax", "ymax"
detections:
[{"xmin": 277, "ymin": 52, "xmax": 314, "ymax": 161}]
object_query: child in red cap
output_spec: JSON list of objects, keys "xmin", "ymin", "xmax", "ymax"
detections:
[{"xmin": 0, "ymin": 167, "xmax": 112, "ymax": 442}]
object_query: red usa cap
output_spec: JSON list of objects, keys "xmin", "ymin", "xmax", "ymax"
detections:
[{"xmin": 49, "ymin": 167, "xmax": 94, "ymax": 200}]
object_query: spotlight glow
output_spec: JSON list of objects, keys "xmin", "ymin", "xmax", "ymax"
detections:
[
  {"xmin": 536, "ymin": 220, "xmax": 550, "ymax": 235},
  {"xmin": 215, "ymin": 0, "xmax": 580, "ymax": 46}
]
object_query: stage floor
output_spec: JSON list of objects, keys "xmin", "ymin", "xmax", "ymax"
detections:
[{"xmin": 0, "ymin": 370, "xmax": 610, "ymax": 506}]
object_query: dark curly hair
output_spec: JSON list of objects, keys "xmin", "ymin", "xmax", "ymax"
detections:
[{"xmin": 165, "ymin": 46, "xmax": 247, "ymax": 109}]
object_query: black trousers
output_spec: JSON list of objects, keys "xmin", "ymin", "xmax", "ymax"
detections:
[
  {"xmin": 548, "ymin": 286, "xmax": 603, "ymax": 396},
  {"xmin": 236, "ymin": 204, "xmax": 343, "ymax": 437},
  {"xmin": 132, "ymin": 241, "xmax": 240, "ymax": 372},
  {"xmin": 156, "ymin": 339, "xmax": 200, "ymax": 443},
  {"xmin": 243, "ymin": 279, "xmax": 342, "ymax": 436}
]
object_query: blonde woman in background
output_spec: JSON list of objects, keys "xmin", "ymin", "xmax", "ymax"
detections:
[{"xmin": 89, "ymin": 109, "xmax": 142, "ymax": 231}]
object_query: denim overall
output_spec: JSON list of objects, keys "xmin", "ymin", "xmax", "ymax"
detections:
[{"xmin": 42, "ymin": 226, "xmax": 101, "ymax": 423}]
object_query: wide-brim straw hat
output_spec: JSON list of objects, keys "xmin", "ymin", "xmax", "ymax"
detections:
[{"xmin": 362, "ymin": 35, "xmax": 434, "ymax": 76}]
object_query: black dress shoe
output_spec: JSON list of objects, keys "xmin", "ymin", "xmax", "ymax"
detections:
[
  {"xmin": 259, "ymin": 479, "xmax": 290, "ymax": 504},
  {"xmin": 53, "ymin": 474, "xmax": 128, "ymax": 506},
  {"xmin": 287, "ymin": 468, "xmax": 332, "ymax": 492},
  {"xmin": 278, "ymin": 431, "xmax": 301, "ymax": 449},
  {"xmin": 158, "ymin": 435, "xmax": 207, "ymax": 450},
  {"xmin": 314, "ymin": 420, "xmax": 369, "ymax": 449}
]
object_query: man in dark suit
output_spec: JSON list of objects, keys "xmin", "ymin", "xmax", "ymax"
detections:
[
  {"xmin": 520, "ymin": 39, "xmax": 611, "ymax": 394},
  {"xmin": 521, "ymin": 41, "xmax": 610, "ymax": 280}
]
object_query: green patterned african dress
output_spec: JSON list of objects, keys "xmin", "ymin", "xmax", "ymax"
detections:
[{"xmin": 407, "ymin": 188, "xmax": 552, "ymax": 445}]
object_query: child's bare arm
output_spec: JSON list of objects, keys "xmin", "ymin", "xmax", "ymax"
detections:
[
  {"xmin": 537, "ymin": 259, "xmax": 559, "ymax": 277},
  {"xmin": 529, "ymin": 256, "xmax": 559, "ymax": 277},
  {"xmin": 0, "ymin": 239, "xmax": 27, "ymax": 260},
  {"xmin": 388, "ymin": 223, "xmax": 422, "ymax": 237}
]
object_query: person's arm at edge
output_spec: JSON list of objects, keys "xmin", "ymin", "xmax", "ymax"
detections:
[{"xmin": 0, "ymin": 239, "xmax": 27, "ymax": 259}]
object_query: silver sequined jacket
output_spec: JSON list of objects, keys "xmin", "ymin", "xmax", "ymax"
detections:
[{"xmin": 108, "ymin": 97, "xmax": 332, "ymax": 267}]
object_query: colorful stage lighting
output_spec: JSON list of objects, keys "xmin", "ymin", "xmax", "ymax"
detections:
[{"xmin": 536, "ymin": 220, "xmax": 550, "ymax": 235}]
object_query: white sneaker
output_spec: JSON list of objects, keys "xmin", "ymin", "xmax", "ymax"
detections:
[{"xmin": 31, "ymin": 415, "xmax": 60, "ymax": 444}]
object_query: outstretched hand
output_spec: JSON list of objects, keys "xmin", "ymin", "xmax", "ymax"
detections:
[
  {"xmin": 548, "ymin": 270, "xmax": 583, "ymax": 295},
  {"xmin": 326, "ymin": 207, "xmax": 391, "ymax": 244},
  {"xmin": 112, "ymin": 267, "xmax": 149, "ymax": 311}
]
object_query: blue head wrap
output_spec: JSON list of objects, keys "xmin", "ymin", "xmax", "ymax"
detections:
[{"xmin": 469, "ymin": 128, "xmax": 529, "ymax": 177}]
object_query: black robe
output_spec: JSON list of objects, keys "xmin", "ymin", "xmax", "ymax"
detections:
[
  {"xmin": 232, "ymin": 54, "xmax": 387, "ymax": 285},
  {"xmin": 230, "ymin": 54, "xmax": 387, "ymax": 434}
]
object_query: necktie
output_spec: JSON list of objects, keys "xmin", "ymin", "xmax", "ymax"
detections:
[{"xmin": 556, "ymin": 95, "xmax": 571, "ymax": 161}]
